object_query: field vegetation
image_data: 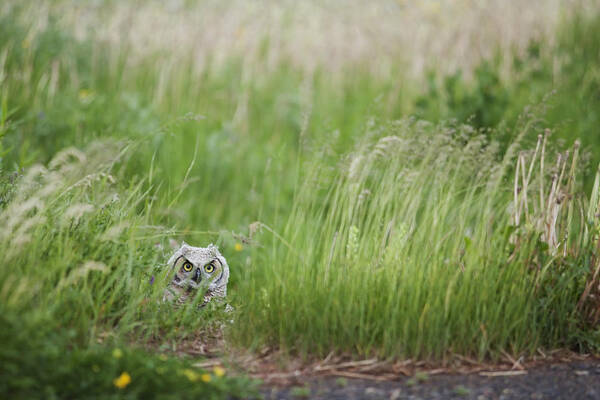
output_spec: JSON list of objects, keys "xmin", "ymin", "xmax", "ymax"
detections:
[{"xmin": 1, "ymin": 0, "xmax": 600, "ymax": 398}]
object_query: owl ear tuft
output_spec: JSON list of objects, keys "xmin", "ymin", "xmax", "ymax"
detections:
[
  {"xmin": 179, "ymin": 241, "xmax": 190, "ymax": 254},
  {"xmin": 166, "ymin": 246, "xmax": 184, "ymax": 268},
  {"xmin": 207, "ymin": 243, "xmax": 220, "ymax": 257}
]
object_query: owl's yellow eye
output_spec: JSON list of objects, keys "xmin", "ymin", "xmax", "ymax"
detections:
[
  {"xmin": 182, "ymin": 261, "xmax": 193, "ymax": 272},
  {"xmin": 204, "ymin": 263, "xmax": 215, "ymax": 274}
]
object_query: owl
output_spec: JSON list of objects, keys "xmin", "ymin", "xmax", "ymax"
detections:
[{"xmin": 163, "ymin": 242, "xmax": 229, "ymax": 307}]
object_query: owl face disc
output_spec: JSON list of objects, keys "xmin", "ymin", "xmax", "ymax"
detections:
[{"xmin": 163, "ymin": 243, "xmax": 229, "ymax": 307}]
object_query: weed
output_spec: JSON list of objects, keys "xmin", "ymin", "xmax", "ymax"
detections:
[
  {"xmin": 453, "ymin": 385, "xmax": 471, "ymax": 396},
  {"xmin": 290, "ymin": 385, "xmax": 311, "ymax": 398}
]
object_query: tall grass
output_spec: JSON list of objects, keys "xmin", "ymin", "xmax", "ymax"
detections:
[
  {"xmin": 414, "ymin": 8, "xmax": 600, "ymax": 172},
  {"xmin": 1, "ymin": 2, "xmax": 600, "ymax": 396},
  {"xmin": 233, "ymin": 119, "xmax": 600, "ymax": 359},
  {"xmin": 0, "ymin": 142, "xmax": 258, "ymax": 397}
]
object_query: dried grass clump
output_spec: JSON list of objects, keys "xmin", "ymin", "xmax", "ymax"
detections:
[{"xmin": 510, "ymin": 131, "xmax": 600, "ymax": 327}]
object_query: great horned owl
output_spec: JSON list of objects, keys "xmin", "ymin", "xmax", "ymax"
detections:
[{"xmin": 163, "ymin": 242, "xmax": 229, "ymax": 307}]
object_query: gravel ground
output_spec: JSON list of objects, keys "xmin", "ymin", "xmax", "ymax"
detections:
[{"xmin": 262, "ymin": 360, "xmax": 600, "ymax": 399}]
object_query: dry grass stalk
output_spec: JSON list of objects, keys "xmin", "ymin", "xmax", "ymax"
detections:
[
  {"xmin": 479, "ymin": 370, "xmax": 528, "ymax": 377},
  {"xmin": 512, "ymin": 132, "xmax": 580, "ymax": 254},
  {"xmin": 511, "ymin": 132, "xmax": 600, "ymax": 326},
  {"xmin": 6, "ymin": 0, "xmax": 573, "ymax": 78}
]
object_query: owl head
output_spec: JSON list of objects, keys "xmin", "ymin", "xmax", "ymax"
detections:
[{"xmin": 163, "ymin": 242, "xmax": 229, "ymax": 307}]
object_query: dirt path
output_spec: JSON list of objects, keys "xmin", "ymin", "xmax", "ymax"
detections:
[{"xmin": 262, "ymin": 360, "xmax": 600, "ymax": 399}]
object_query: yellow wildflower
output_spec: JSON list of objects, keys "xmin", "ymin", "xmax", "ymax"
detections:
[
  {"xmin": 234, "ymin": 243, "xmax": 243, "ymax": 252},
  {"xmin": 213, "ymin": 366, "xmax": 226, "ymax": 377},
  {"xmin": 113, "ymin": 372, "xmax": 131, "ymax": 389},
  {"xmin": 182, "ymin": 369, "xmax": 199, "ymax": 382},
  {"xmin": 112, "ymin": 348, "xmax": 123, "ymax": 359},
  {"xmin": 201, "ymin": 373, "xmax": 212, "ymax": 383},
  {"xmin": 78, "ymin": 89, "xmax": 94, "ymax": 103}
]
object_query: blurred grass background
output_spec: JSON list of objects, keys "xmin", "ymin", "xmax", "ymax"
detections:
[{"xmin": 1, "ymin": 0, "xmax": 600, "ymax": 397}]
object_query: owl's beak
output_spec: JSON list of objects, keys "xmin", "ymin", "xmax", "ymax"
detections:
[{"xmin": 192, "ymin": 268, "xmax": 201, "ymax": 283}]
